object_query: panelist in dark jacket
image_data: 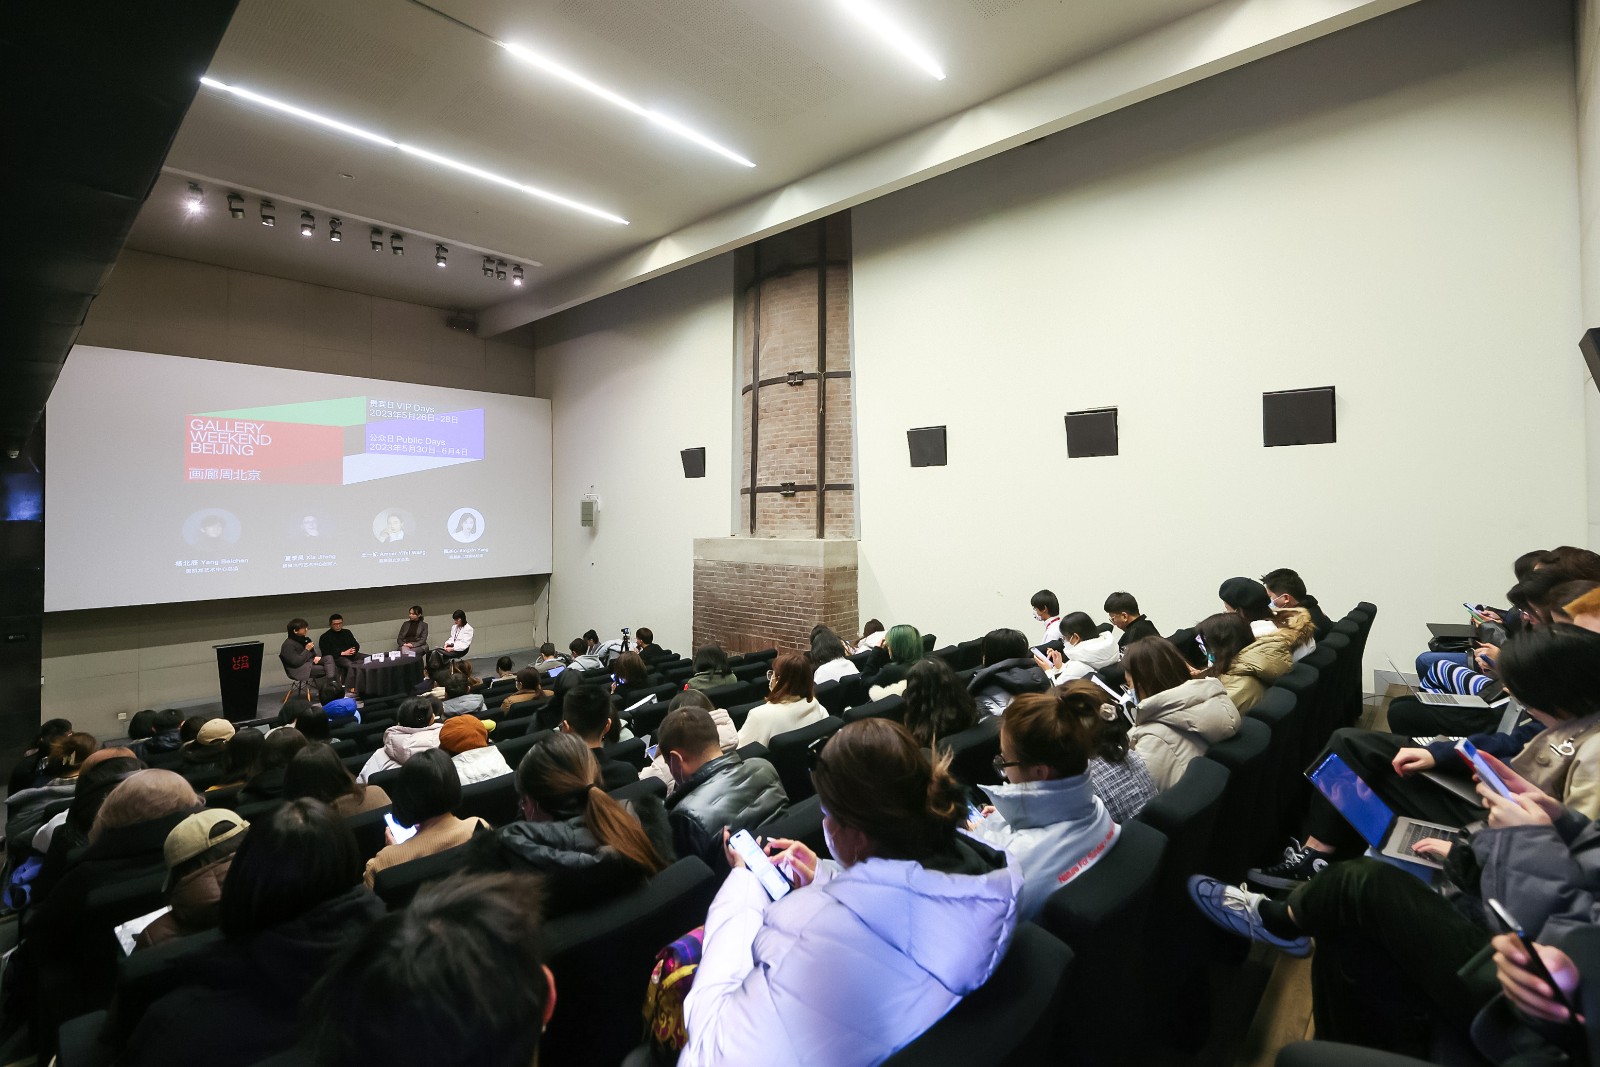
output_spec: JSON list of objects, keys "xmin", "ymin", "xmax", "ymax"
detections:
[
  {"xmin": 279, "ymin": 618, "xmax": 322, "ymax": 697},
  {"xmin": 396, "ymin": 604, "xmax": 429, "ymax": 652},
  {"xmin": 658, "ymin": 707, "xmax": 787, "ymax": 872},
  {"xmin": 317, "ymin": 613, "xmax": 361, "ymax": 686}
]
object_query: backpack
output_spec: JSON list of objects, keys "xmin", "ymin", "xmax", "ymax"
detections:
[{"xmin": 641, "ymin": 925, "xmax": 704, "ymax": 1059}]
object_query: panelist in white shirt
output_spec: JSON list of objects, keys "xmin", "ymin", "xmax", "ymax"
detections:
[{"xmin": 443, "ymin": 609, "xmax": 474, "ymax": 659}]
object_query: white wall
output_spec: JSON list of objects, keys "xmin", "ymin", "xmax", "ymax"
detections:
[
  {"xmin": 848, "ymin": 0, "xmax": 1585, "ymax": 671},
  {"xmin": 1578, "ymin": 0, "xmax": 1600, "ymax": 548},
  {"xmin": 50, "ymin": 250, "xmax": 546, "ymax": 738},
  {"xmin": 533, "ymin": 256, "xmax": 736, "ymax": 654}
]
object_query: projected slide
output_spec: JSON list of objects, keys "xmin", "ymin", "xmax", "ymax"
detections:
[{"xmin": 46, "ymin": 346, "xmax": 553, "ymax": 612}]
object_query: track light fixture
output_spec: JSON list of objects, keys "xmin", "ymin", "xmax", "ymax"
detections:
[
  {"xmin": 482, "ymin": 256, "xmax": 494, "ymax": 278},
  {"xmin": 260, "ymin": 200, "xmax": 275, "ymax": 227},
  {"xmin": 370, "ymin": 228, "xmax": 384, "ymax": 252},
  {"xmin": 329, "ymin": 218, "xmax": 342, "ymax": 242},
  {"xmin": 495, "ymin": 260, "xmax": 507, "ymax": 281},
  {"xmin": 185, "ymin": 183, "xmax": 205, "ymax": 214},
  {"xmin": 512, "ymin": 264, "xmax": 524, "ymax": 286},
  {"xmin": 300, "ymin": 211, "xmax": 316, "ymax": 237},
  {"xmin": 226, "ymin": 193, "xmax": 245, "ymax": 219},
  {"xmin": 435, "ymin": 244, "xmax": 447, "ymax": 267},
  {"xmin": 390, "ymin": 232, "xmax": 404, "ymax": 256}
]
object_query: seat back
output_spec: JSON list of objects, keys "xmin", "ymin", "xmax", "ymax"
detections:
[
  {"xmin": 1273, "ymin": 662, "xmax": 1321, "ymax": 768},
  {"xmin": 755, "ymin": 794, "xmax": 829, "ymax": 858},
  {"xmin": 494, "ymin": 730, "xmax": 544, "ymax": 771},
  {"xmin": 768, "ymin": 716, "xmax": 845, "ymax": 800},
  {"xmin": 1202, "ymin": 716, "xmax": 1272, "ymax": 881},
  {"xmin": 457, "ymin": 774, "xmax": 519, "ymax": 827},
  {"xmin": 938, "ymin": 717, "xmax": 1002, "ymax": 787},
  {"xmin": 1299, "ymin": 645, "xmax": 1342, "ymax": 758},
  {"xmin": 605, "ymin": 736, "xmax": 648, "ymax": 770},
  {"xmin": 104, "ymin": 928, "xmax": 224, "ymax": 1045},
  {"xmin": 704, "ymin": 678, "xmax": 767, "ymax": 709},
  {"xmin": 844, "ymin": 694, "xmax": 905, "ymax": 724},
  {"xmin": 726, "ymin": 699, "xmax": 764, "ymax": 730},
  {"xmin": 882, "ymin": 924, "xmax": 1074, "ymax": 1067},
  {"xmin": 1037, "ymin": 819, "xmax": 1166, "ymax": 1065},
  {"xmin": 543, "ymin": 857, "xmax": 720, "ymax": 1067},
  {"xmin": 371, "ymin": 839, "xmax": 474, "ymax": 910},
  {"xmin": 608, "ymin": 776, "xmax": 668, "ymax": 805}
]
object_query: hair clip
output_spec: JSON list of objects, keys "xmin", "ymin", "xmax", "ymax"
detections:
[{"xmin": 1098, "ymin": 703, "xmax": 1118, "ymax": 721}]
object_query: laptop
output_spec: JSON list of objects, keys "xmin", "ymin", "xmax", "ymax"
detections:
[
  {"xmin": 1307, "ymin": 753, "xmax": 1459, "ymax": 870},
  {"xmin": 1426, "ymin": 622, "xmax": 1475, "ymax": 640},
  {"xmin": 1385, "ymin": 656, "xmax": 1489, "ymax": 708}
]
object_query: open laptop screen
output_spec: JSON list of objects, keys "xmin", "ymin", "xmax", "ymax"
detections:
[{"xmin": 1307, "ymin": 754, "xmax": 1393, "ymax": 849}]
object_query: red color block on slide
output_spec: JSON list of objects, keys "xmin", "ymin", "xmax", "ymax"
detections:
[{"xmin": 185, "ymin": 421, "xmax": 343, "ymax": 485}]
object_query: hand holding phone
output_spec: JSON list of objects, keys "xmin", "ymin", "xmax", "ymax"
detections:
[
  {"xmin": 728, "ymin": 828, "xmax": 792, "ymax": 900},
  {"xmin": 1456, "ymin": 739, "xmax": 1517, "ymax": 801},
  {"xmin": 1487, "ymin": 899, "xmax": 1581, "ymax": 1021},
  {"xmin": 384, "ymin": 812, "xmax": 419, "ymax": 845}
]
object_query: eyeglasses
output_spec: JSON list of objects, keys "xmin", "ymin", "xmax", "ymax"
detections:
[{"xmin": 992, "ymin": 755, "xmax": 1026, "ymax": 773}]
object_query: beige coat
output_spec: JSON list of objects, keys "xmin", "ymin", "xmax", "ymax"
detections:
[
  {"xmin": 1218, "ymin": 608, "xmax": 1315, "ymax": 714},
  {"xmin": 1130, "ymin": 678, "xmax": 1241, "ymax": 791}
]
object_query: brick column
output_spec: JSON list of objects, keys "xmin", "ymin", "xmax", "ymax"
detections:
[{"xmin": 694, "ymin": 213, "xmax": 859, "ymax": 653}]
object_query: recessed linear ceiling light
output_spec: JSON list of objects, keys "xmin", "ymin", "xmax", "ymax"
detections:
[
  {"xmin": 836, "ymin": 0, "xmax": 946, "ymax": 80},
  {"xmin": 197, "ymin": 76, "xmax": 628, "ymax": 225},
  {"xmin": 496, "ymin": 41, "xmax": 755, "ymax": 169}
]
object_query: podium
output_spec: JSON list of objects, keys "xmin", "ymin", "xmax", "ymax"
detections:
[{"xmin": 215, "ymin": 641, "xmax": 264, "ymax": 722}]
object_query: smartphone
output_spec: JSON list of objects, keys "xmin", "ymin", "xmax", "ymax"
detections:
[
  {"xmin": 645, "ymin": 743, "xmax": 659, "ymax": 761},
  {"xmin": 729, "ymin": 828, "xmax": 791, "ymax": 900},
  {"xmin": 1031, "ymin": 646, "xmax": 1051, "ymax": 661},
  {"xmin": 966, "ymin": 802, "xmax": 984, "ymax": 826},
  {"xmin": 1486, "ymin": 898, "xmax": 1579, "ymax": 1018},
  {"xmin": 384, "ymin": 812, "xmax": 419, "ymax": 844},
  {"xmin": 1456, "ymin": 738, "xmax": 1517, "ymax": 801}
]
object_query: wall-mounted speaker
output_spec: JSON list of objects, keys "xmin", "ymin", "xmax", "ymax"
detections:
[
  {"xmin": 1581, "ymin": 328, "xmax": 1600, "ymax": 390},
  {"xmin": 580, "ymin": 495, "xmax": 598, "ymax": 528},
  {"xmin": 1263, "ymin": 387, "xmax": 1336, "ymax": 447},
  {"xmin": 907, "ymin": 426, "xmax": 947, "ymax": 468},
  {"xmin": 680, "ymin": 447, "xmax": 706, "ymax": 478},
  {"xmin": 1063, "ymin": 408, "xmax": 1118, "ymax": 458}
]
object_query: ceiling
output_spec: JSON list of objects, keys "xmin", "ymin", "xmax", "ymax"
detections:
[{"xmin": 126, "ymin": 0, "xmax": 1226, "ymax": 313}]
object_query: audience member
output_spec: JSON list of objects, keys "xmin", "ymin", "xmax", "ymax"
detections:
[
  {"xmin": 810, "ymin": 625, "xmax": 859, "ymax": 685},
  {"xmin": 306, "ymin": 872, "xmax": 557, "ymax": 1067},
  {"xmin": 443, "ymin": 608, "xmax": 474, "ymax": 658},
  {"xmin": 636, "ymin": 626, "xmax": 670, "ymax": 662},
  {"xmin": 293, "ymin": 703, "xmax": 333, "ymax": 743},
  {"xmin": 968, "ymin": 688, "xmax": 1119, "ymax": 918},
  {"xmin": 463, "ymin": 733, "xmax": 670, "ymax": 917},
  {"xmin": 659, "ymin": 706, "xmax": 787, "ymax": 869},
  {"xmin": 31, "ymin": 749, "xmax": 141, "ymax": 893},
  {"xmin": 638, "ymin": 689, "xmax": 737, "ymax": 793},
  {"xmin": 494, "ymin": 654, "xmax": 517, "ymax": 681},
  {"xmin": 240, "ymin": 728, "xmax": 309, "ymax": 802},
  {"xmin": 969, "ymin": 628, "xmax": 1050, "ymax": 716},
  {"xmin": 12, "ymin": 770, "xmax": 204, "ymax": 1057},
  {"xmin": 123, "ymin": 799, "xmax": 383, "ymax": 1067},
  {"xmin": 1123, "ymin": 637, "xmax": 1241, "ymax": 790},
  {"xmin": 902, "ymin": 657, "xmax": 980, "ymax": 748},
  {"xmin": 1195, "ymin": 607, "xmax": 1312, "ymax": 714},
  {"xmin": 1260, "ymin": 568, "xmax": 1334, "ymax": 639},
  {"xmin": 269, "ymin": 696, "xmax": 313, "ymax": 733},
  {"xmin": 439, "ymin": 714, "xmax": 513, "ymax": 784},
  {"xmin": 682, "ymin": 719, "xmax": 1021, "ymax": 1067},
  {"xmin": 279, "ymin": 617, "xmax": 324, "ymax": 698},
  {"xmin": 737, "ymin": 652, "xmax": 827, "ymax": 748},
  {"xmin": 502, "ymin": 667, "xmax": 550, "ymax": 710},
  {"xmin": 558, "ymin": 686, "xmax": 635, "ymax": 789},
  {"xmin": 441, "ymin": 672, "xmax": 486, "ymax": 717},
  {"xmin": 317, "ymin": 613, "xmax": 362, "ymax": 688},
  {"xmin": 1219, "ymin": 577, "xmax": 1316, "ymax": 662},
  {"xmin": 568, "ymin": 636, "xmax": 605, "ymax": 671},
  {"xmin": 6, "ymin": 731, "xmax": 99, "ymax": 856},
  {"xmin": 209, "ymin": 727, "xmax": 264, "ymax": 791},
  {"xmin": 397, "ymin": 604, "xmax": 429, "ymax": 651},
  {"xmin": 125, "ymin": 709, "xmax": 158, "ymax": 745},
  {"xmin": 284, "ymin": 743, "xmax": 391, "ymax": 817},
  {"xmin": 685, "ymin": 644, "xmax": 737, "ymax": 691},
  {"xmin": 450, "ymin": 653, "xmax": 484, "ymax": 689},
  {"xmin": 180, "ymin": 715, "xmax": 234, "ymax": 769},
  {"xmin": 1031, "ymin": 589, "xmax": 1063, "ymax": 642},
  {"xmin": 140, "ymin": 708, "xmax": 184, "ymax": 766},
  {"xmin": 7, "ymin": 718, "xmax": 71, "ymax": 796},
  {"xmin": 1057, "ymin": 680, "xmax": 1159, "ymax": 823},
  {"xmin": 364, "ymin": 749, "xmax": 489, "ymax": 887},
  {"xmin": 856, "ymin": 618, "xmax": 887, "ymax": 651},
  {"xmin": 417, "ymin": 648, "xmax": 450, "ymax": 696},
  {"xmin": 867, "ymin": 624, "xmax": 924, "ymax": 698},
  {"xmin": 135, "ymin": 809, "xmax": 249, "ymax": 950},
  {"xmin": 534, "ymin": 642, "xmax": 568, "ymax": 678},
  {"xmin": 1104, "ymin": 592, "xmax": 1159, "ymax": 650},
  {"xmin": 610, "ymin": 650, "xmax": 651, "ymax": 706},
  {"xmin": 1036, "ymin": 611, "xmax": 1120, "ymax": 684},
  {"xmin": 317, "ymin": 678, "xmax": 360, "ymax": 723},
  {"xmin": 358, "ymin": 695, "xmax": 443, "ymax": 781}
]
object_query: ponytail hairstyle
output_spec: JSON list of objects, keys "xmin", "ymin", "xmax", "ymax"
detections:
[
  {"xmin": 1194, "ymin": 613, "xmax": 1253, "ymax": 677},
  {"xmin": 515, "ymin": 733, "xmax": 666, "ymax": 876},
  {"xmin": 810, "ymin": 718, "xmax": 966, "ymax": 864},
  {"xmin": 1002, "ymin": 690, "xmax": 1097, "ymax": 778},
  {"xmin": 1057, "ymin": 679, "xmax": 1133, "ymax": 763},
  {"xmin": 46, "ymin": 731, "xmax": 99, "ymax": 778}
]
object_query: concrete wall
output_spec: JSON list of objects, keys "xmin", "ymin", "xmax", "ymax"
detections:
[{"xmin": 49, "ymin": 250, "xmax": 545, "ymax": 737}]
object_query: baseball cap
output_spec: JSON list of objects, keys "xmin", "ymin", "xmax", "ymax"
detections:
[
  {"xmin": 163, "ymin": 810, "xmax": 249, "ymax": 889},
  {"xmin": 195, "ymin": 718, "xmax": 236, "ymax": 746}
]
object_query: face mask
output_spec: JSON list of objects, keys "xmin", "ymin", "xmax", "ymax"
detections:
[{"xmin": 822, "ymin": 820, "xmax": 841, "ymax": 866}]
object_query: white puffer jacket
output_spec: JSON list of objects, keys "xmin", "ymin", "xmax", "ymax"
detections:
[
  {"xmin": 1128, "ymin": 677, "xmax": 1240, "ymax": 790},
  {"xmin": 968, "ymin": 774, "xmax": 1119, "ymax": 920},
  {"xmin": 682, "ymin": 838, "xmax": 1021, "ymax": 1067}
]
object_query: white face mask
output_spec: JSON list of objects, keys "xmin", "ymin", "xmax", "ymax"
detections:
[{"xmin": 822, "ymin": 820, "xmax": 841, "ymax": 866}]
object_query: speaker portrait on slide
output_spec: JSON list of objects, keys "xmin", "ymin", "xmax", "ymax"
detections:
[
  {"xmin": 373, "ymin": 509, "xmax": 414, "ymax": 544},
  {"xmin": 448, "ymin": 507, "xmax": 484, "ymax": 543}
]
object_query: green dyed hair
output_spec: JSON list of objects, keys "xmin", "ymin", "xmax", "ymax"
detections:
[{"xmin": 886, "ymin": 624, "xmax": 924, "ymax": 666}]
